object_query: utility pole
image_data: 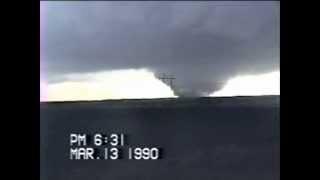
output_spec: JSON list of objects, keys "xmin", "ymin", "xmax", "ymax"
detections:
[{"xmin": 157, "ymin": 73, "xmax": 176, "ymax": 88}]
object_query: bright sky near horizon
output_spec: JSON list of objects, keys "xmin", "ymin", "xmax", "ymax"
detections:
[
  {"xmin": 40, "ymin": 69, "xmax": 177, "ymax": 102},
  {"xmin": 210, "ymin": 71, "xmax": 280, "ymax": 97},
  {"xmin": 40, "ymin": 69, "xmax": 279, "ymax": 102}
]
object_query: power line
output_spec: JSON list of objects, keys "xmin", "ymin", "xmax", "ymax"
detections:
[{"xmin": 157, "ymin": 73, "xmax": 176, "ymax": 88}]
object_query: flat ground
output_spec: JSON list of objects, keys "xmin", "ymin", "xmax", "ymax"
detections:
[{"xmin": 41, "ymin": 96, "xmax": 279, "ymax": 180}]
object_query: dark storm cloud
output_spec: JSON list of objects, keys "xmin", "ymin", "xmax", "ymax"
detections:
[{"xmin": 41, "ymin": 1, "xmax": 279, "ymax": 96}]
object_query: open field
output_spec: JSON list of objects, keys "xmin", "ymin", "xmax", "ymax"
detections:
[{"xmin": 41, "ymin": 95, "xmax": 279, "ymax": 180}]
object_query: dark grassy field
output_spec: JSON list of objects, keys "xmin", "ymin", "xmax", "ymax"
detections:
[{"xmin": 40, "ymin": 96, "xmax": 279, "ymax": 180}]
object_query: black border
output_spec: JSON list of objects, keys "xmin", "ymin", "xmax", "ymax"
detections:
[{"xmin": 6, "ymin": 0, "xmax": 39, "ymax": 179}]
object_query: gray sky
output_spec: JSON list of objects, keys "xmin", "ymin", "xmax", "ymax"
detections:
[{"xmin": 40, "ymin": 1, "xmax": 279, "ymax": 96}]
